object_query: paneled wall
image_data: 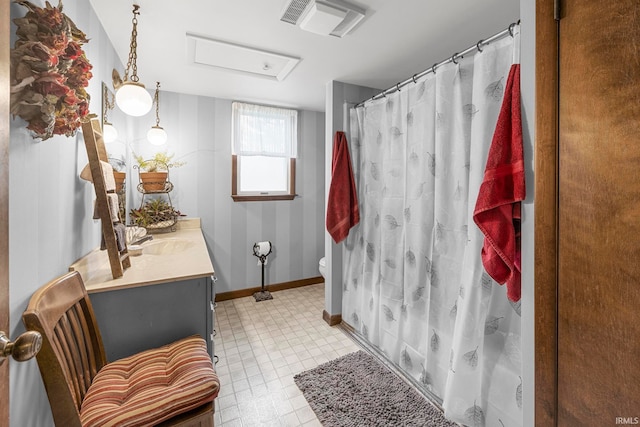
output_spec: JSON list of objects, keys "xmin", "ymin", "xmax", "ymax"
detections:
[
  {"xmin": 8, "ymin": 1, "xmax": 121, "ymax": 425},
  {"xmin": 130, "ymin": 94, "xmax": 326, "ymax": 294}
]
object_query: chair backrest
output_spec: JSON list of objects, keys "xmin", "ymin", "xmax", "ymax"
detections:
[{"xmin": 23, "ymin": 271, "xmax": 107, "ymax": 427}]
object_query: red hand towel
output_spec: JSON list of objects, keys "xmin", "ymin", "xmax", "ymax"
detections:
[
  {"xmin": 326, "ymin": 131, "xmax": 360, "ymax": 244},
  {"xmin": 473, "ymin": 64, "xmax": 525, "ymax": 302}
]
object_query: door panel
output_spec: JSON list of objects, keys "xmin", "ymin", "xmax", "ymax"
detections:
[
  {"xmin": 534, "ymin": 0, "xmax": 559, "ymax": 424},
  {"xmin": 558, "ymin": 1, "xmax": 640, "ymax": 425},
  {"xmin": 1, "ymin": 0, "xmax": 11, "ymax": 424}
]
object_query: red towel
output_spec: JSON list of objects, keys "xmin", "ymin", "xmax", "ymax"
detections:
[
  {"xmin": 326, "ymin": 131, "xmax": 360, "ymax": 244},
  {"xmin": 473, "ymin": 64, "xmax": 525, "ymax": 302}
]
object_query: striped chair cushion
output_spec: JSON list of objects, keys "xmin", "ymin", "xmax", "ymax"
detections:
[{"xmin": 80, "ymin": 336, "xmax": 220, "ymax": 427}]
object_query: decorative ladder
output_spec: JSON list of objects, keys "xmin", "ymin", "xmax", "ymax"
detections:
[{"xmin": 81, "ymin": 117, "xmax": 130, "ymax": 279}]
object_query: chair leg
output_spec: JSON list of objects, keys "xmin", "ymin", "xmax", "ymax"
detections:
[{"xmin": 156, "ymin": 403, "xmax": 214, "ymax": 426}]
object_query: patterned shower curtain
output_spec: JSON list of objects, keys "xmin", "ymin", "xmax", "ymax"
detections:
[{"xmin": 343, "ymin": 30, "xmax": 522, "ymax": 427}]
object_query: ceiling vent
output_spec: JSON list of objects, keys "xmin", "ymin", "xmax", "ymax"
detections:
[
  {"xmin": 280, "ymin": 0, "xmax": 365, "ymax": 38},
  {"xmin": 280, "ymin": 0, "xmax": 313, "ymax": 24}
]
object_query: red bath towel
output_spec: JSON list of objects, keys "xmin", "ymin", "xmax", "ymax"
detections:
[
  {"xmin": 326, "ymin": 131, "xmax": 360, "ymax": 244},
  {"xmin": 473, "ymin": 64, "xmax": 525, "ymax": 302}
]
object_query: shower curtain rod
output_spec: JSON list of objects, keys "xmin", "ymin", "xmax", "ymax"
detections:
[{"xmin": 354, "ymin": 20, "xmax": 520, "ymax": 109}]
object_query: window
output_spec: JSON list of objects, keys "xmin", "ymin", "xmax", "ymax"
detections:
[{"xmin": 231, "ymin": 102, "xmax": 297, "ymax": 201}]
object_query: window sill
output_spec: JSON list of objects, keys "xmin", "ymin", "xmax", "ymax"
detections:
[{"xmin": 231, "ymin": 194, "xmax": 297, "ymax": 202}]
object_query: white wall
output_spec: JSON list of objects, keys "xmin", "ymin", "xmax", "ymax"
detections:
[{"xmin": 324, "ymin": 81, "xmax": 379, "ymax": 317}]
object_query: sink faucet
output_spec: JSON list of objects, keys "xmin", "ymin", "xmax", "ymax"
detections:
[{"xmin": 131, "ymin": 235, "xmax": 153, "ymax": 246}]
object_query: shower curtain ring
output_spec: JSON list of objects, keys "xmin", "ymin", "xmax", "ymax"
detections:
[
  {"xmin": 509, "ymin": 23, "xmax": 516, "ymax": 37},
  {"xmin": 396, "ymin": 83, "xmax": 401, "ymax": 92},
  {"xmin": 412, "ymin": 74, "xmax": 418, "ymax": 84},
  {"xmin": 432, "ymin": 63, "xmax": 438, "ymax": 74},
  {"xmin": 451, "ymin": 53, "xmax": 460, "ymax": 64},
  {"xmin": 476, "ymin": 40, "xmax": 484, "ymax": 52}
]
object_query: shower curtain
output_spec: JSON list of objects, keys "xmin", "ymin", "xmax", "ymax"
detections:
[{"xmin": 343, "ymin": 29, "xmax": 521, "ymax": 427}]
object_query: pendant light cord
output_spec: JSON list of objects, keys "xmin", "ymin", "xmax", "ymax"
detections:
[
  {"xmin": 102, "ymin": 84, "xmax": 115, "ymax": 124},
  {"xmin": 154, "ymin": 82, "xmax": 161, "ymax": 126},
  {"xmin": 124, "ymin": 4, "xmax": 141, "ymax": 83}
]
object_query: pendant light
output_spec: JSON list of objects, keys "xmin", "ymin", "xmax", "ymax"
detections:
[
  {"xmin": 147, "ymin": 82, "xmax": 168, "ymax": 145},
  {"xmin": 103, "ymin": 122, "xmax": 118, "ymax": 143},
  {"xmin": 102, "ymin": 84, "xmax": 118, "ymax": 143},
  {"xmin": 115, "ymin": 4, "xmax": 152, "ymax": 117}
]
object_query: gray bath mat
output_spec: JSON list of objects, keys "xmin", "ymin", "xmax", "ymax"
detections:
[{"xmin": 294, "ymin": 350, "xmax": 458, "ymax": 427}]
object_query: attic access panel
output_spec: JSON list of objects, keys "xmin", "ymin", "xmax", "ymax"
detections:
[{"xmin": 186, "ymin": 33, "xmax": 301, "ymax": 81}]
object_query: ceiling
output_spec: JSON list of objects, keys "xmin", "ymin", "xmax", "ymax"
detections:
[{"xmin": 89, "ymin": 0, "xmax": 519, "ymax": 112}]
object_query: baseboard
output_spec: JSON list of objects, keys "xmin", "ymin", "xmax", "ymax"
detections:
[
  {"xmin": 322, "ymin": 310, "xmax": 342, "ymax": 326},
  {"xmin": 337, "ymin": 320, "xmax": 445, "ymax": 409},
  {"xmin": 215, "ymin": 276, "xmax": 324, "ymax": 302},
  {"xmin": 340, "ymin": 320, "xmax": 356, "ymax": 334}
]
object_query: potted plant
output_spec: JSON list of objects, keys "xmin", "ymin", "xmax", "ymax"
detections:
[
  {"xmin": 108, "ymin": 157, "xmax": 126, "ymax": 193},
  {"xmin": 130, "ymin": 198, "xmax": 180, "ymax": 229},
  {"xmin": 134, "ymin": 151, "xmax": 185, "ymax": 192},
  {"xmin": 113, "ymin": 170, "xmax": 126, "ymax": 193}
]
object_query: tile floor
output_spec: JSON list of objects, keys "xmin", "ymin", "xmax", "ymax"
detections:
[{"xmin": 213, "ymin": 284, "xmax": 362, "ymax": 426}]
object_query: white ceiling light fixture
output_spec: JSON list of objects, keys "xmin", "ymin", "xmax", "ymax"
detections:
[
  {"xmin": 114, "ymin": 4, "xmax": 152, "ymax": 117},
  {"xmin": 103, "ymin": 122, "xmax": 118, "ymax": 143},
  {"xmin": 147, "ymin": 82, "xmax": 168, "ymax": 145},
  {"xmin": 280, "ymin": 0, "xmax": 366, "ymax": 38}
]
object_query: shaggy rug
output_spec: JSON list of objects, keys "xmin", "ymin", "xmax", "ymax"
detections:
[{"xmin": 294, "ymin": 350, "xmax": 458, "ymax": 427}]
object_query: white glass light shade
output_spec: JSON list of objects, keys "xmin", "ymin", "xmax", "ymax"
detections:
[
  {"xmin": 115, "ymin": 82, "xmax": 152, "ymax": 117},
  {"xmin": 147, "ymin": 125, "xmax": 168, "ymax": 145},
  {"xmin": 103, "ymin": 122, "xmax": 118, "ymax": 143}
]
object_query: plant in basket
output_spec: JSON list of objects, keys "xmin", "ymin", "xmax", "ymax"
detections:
[
  {"xmin": 130, "ymin": 198, "xmax": 180, "ymax": 229},
  {"xmin": 133, "ymin": 151, "xmax": 185, "ymax": 192}
]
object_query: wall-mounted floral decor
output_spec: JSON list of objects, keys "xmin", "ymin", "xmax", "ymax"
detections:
[{"xmin": 10, "ymin": 0, "xmax": 93, "ymax": 140}]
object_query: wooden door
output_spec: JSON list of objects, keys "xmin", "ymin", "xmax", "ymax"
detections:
[
  {"xmin": 1, "ymin": 0, "xmax": 11, "ymax": 424},
  {"xmin": 557, "ymin": 0, "xmax": 640, "ymax": 425}
]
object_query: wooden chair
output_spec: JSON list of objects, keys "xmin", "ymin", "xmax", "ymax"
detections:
[{"xmin": 23, "ymin": 271, "xmax": 220, "ymax": 427}]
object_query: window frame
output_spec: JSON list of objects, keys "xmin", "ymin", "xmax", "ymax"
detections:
[
  {"xmin": 231, "ymin": 101, "xmax": 298, "ymax": 202},
  {"xmin": 231, "ymin": 155, "xmax": 297, "ymax": 202}
]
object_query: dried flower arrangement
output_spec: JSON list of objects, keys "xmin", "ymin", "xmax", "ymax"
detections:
[{"xmin": 10, "ymin": 0, "xmax": 93, "ymax": 140}]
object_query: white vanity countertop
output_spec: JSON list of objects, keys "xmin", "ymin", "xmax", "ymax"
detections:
[{"xmin": 69, "ymin": 218, "xmax": 214, "ymax": 294}]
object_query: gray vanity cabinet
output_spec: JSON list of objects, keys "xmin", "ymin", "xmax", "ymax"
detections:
[{"xmin": 88, "ymin": 276, "xmax": 216, "ymax": 362}]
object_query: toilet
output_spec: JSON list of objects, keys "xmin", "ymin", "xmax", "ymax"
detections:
[{"xmin": 319, "ymin": 257, "xmax": 326, "ymax": 278}]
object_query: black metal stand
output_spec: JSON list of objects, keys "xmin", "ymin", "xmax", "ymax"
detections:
[
  {"xmin": 259, "ymin": 255, "xmax": 268, "ymax": 292},
  {"xmin": 253, "ymin": 243, "xmax": 273, "ymax": 302}
]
